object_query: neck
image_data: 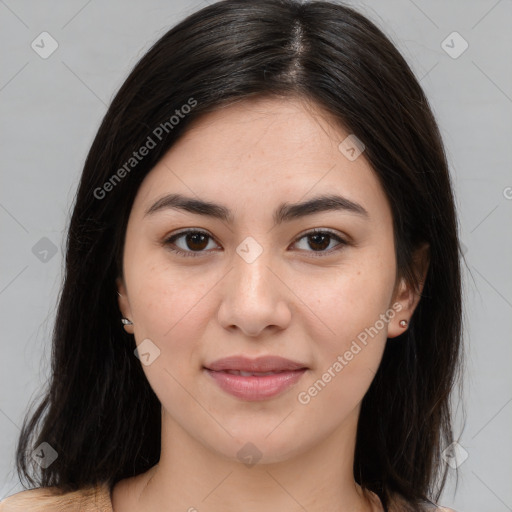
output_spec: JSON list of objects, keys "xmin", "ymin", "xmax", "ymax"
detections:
[{"xmin": 128, "ymin": 407, "xmax": 375, "ymax": 512}]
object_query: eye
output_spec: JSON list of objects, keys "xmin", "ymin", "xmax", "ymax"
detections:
[
  {"xmin": 163, "ymin": 228, "xmax": 347, "ymax": 258},
  {"xmin": 291, "ymin": 228, "xmax": 347, "ymax": 257},
  {"xmin": 163, "ymin": 230, "xmax": 219, "ymax": 258}
]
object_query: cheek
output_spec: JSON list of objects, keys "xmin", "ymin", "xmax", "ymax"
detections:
[
  {"xmin": 132, "ymin": 267, "xmax": 212, "ymax": 339},
  {"xmin": 293, "ymin": 249, "xmax": 395, "ymax": 404},
  {"xmin": 125, "ymin": 246, "xmax": 222, "ymax": 372},
  {"xmin": 297, "ymin": 258, "xmax": 395, "ymax": 345},
  {"xmin": 126, "ymin": 258, "xmax": 216, "ymax": 412},
  {"xmin": 295, "ymin": 278, "xmax": 391, "ymax": 422}
]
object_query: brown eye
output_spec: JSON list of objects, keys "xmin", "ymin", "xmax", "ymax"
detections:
[
  {"xmin": 164, "ymin": 230, "xmax": 218, "ymax": 257},
  {"xmin": 183, "ymin": 232, "xmax": 209, "ymax": 251},
  {"xmin": 164, "ymin": 228, "xmax": 347, "ymax": 259},
  {"xmin": 292, "ymin": 229, "xmax": 347, "ymax": 257},
  {"xmin": 306, "ymin": 232, "xmax": 331, "ymax": 251}
]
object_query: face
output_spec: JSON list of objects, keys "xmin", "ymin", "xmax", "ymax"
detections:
[{"xmin": 118, "ymin": 96, "xmax": 421, "ymax": 464}]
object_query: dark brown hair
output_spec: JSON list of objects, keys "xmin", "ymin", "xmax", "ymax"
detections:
[{"xmin": 15, "ymin": 1, "xmax": 465, "ymax": 510}]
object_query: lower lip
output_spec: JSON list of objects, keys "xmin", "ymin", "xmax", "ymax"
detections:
[{"xmin": 204, "ymin": 369, "xmax": 307, "ymax": 401}]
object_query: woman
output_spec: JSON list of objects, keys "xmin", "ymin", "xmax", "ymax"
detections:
[{"xmin": 1, "ymin": 0, "xmax": 464, "ymax": 510}]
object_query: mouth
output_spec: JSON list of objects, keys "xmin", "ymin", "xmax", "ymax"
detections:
[
  {"xmin": 203, "ymin": 355, "xmax": 308, "ymax": 401},
  {"xmin": 218, "ymin": 370, "xmax": 293, "ymax": 376}
]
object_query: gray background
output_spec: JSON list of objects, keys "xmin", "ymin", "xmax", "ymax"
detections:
[{"xmin": 1, "ymin": 1, "xmax": 511, "ymax": 510}]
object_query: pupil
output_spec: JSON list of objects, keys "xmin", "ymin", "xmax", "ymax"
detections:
[
  {"xmin": 187, "ymin": 233, "xmax": 208, "ymax": 251},
  {"xmin": 309, "ymin": 233, "xmax": 329, "ymax": 251}
]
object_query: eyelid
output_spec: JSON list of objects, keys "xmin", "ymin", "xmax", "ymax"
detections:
[
  {"xmin": 163, "ymin": 228, "xmax": 349, "ymax": 258},
  {"xmin": 292, "ymin": 228, "xmax": 348, "ymax": 257},
  {"xmin": 163, "ymin": 229, "xmax": 219, "ymax": 258}
]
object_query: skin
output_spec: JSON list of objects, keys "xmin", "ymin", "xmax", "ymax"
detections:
[{"xmin": 114, "ymin": 96, "xmax": 429, "ymax": 512}]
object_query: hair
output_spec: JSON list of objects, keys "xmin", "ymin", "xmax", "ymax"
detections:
[{"xmin": 14, "ymin": 1, "xmax": 465, "ymax": 510}]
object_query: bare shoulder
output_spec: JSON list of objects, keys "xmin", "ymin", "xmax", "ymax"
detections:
[
  {"xmin": 0, "ymin": 483, "xmax": 112, "ymax": 512},
  {"xmin": 424, "ymin": 504, "xmax": 459, "ymax": 511},
  {"xmin": 387, "ymin": 491, "xmax": 460, "ymax": 512},
  {"xmin": 0, "ymin": 486, "xmax": 62, "ymax": 512},
  {"xmin": 0, "ymin": 487, "xmax": 61, "ymax": 511}
]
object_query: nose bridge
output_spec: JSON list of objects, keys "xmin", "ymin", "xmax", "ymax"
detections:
[
  {"xmin": 217, "ymin": 234, "xmax": 291, "ymax": 336},
  {"xmin": 233, "ymin": 234, "xmax": 274, "ymax": 299}
]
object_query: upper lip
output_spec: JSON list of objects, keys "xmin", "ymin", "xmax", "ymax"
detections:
[{"xmin": 204, "ymin": 356, "xmax": 307, "ymax": 373}]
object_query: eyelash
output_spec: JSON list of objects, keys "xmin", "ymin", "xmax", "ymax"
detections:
[{"xmin": 163, "ymin": 228, "xmax": 348, "ymax": 259}]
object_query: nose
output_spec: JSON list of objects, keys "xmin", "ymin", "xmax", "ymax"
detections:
[{"xmin": 217, "ymin": 244, "xmax": 292, "ymax": 338}]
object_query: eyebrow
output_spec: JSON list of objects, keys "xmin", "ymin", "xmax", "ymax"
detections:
[{"xmin": 144, "ymin": 192, "xmax": 369, "ymax": 225}]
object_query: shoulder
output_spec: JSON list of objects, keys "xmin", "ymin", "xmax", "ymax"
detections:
[
  {"xmin": 0, "ymin": 487, "xmax": 64, "ymax": 512},
  {"xmin": 419, "ymin": 503, "xmax": 459, "ymax": 512},
  {"xmin": 424, "ymin": 503, "xmax": 457, "ymax": 512},
  {"xmin": 387, "ymin": 491, "xmax": 459, "ymax": 512},
  {"xmin": 421, "ymin": 503, "xmax": 459, "ymax": 512},
  {"xmin": 0, "ymin": 483, "xmax": 112, "ymax": 512}
]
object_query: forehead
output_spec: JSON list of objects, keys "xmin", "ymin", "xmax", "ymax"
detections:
[{"xmin": 132, "ymin": 96, "xmax": 391, "ymax": 225}]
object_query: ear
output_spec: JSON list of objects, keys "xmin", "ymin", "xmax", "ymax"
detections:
[
  {"xmin": 387, "ymin": 242, "xmax": 430, "ymax": 338},
  {"xmin": 116, "ymin": 277, "xmax": 134, "ymax": 334}
]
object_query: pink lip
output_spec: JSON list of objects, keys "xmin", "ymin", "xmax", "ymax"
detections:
[{"xmin": 204, "ymin": 356, "xmax": 308, "ymax": 401}]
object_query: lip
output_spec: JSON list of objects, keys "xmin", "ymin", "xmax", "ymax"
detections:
[
  {"xmin": 204, "ymin": 356, "xmax": 308, "ymax": 401},
  {"xmin": 205, "ymin": 355, "xmax": 307, "ymax": 373}
]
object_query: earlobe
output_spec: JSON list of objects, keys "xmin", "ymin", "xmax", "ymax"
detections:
[
  {"xmin": 387, "ymin": 278, "xmax": 413, "ymax": 339},
  {"xmin": 116, "ymin": 277, "xmax": 134, "ymax": 334},
  {"xmin": 388, "ymin": 243, "xmax": 430, "ymax": 339}
]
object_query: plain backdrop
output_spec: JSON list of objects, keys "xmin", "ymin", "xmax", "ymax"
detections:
[{"xmin": 1, "ymin": 1, "xmax": 511, "ymax": 511}]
